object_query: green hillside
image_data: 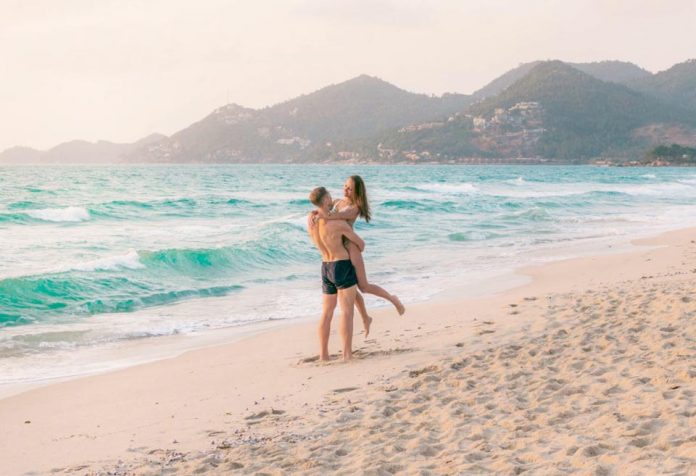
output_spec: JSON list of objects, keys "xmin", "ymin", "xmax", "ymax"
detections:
[
  {"xmin": 376, "ymin": 61, "xmax": 696, "ymax": 161},
  {"xmin": 626, "ymin": 59, "xmax": 696, "ymax": 111},
  {"xmin": 127, "ymin": 76, "xmax": 472, "ymax": 163},
  {"xmin": 472, "ymin": 60, "xmax": 650, "ymax": 99},
  {"xmin": 468, "ymin": 61, "xmax": 695, "ymax": 158}
]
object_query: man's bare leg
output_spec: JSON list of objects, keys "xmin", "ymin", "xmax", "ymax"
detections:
[
  {"xmin": 354, "ymin": 291, "xmax": 372, "ymax": 337},
  {"xmin": 318, "ymin": 293, "xmax": 337, "ymax": 361},
  {"xmin": 337, "ymin": 285, "xmax": 357, "ymax": 361}
]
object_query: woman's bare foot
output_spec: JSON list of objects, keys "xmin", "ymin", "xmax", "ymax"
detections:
[
  {"xmin": 392, "ymin": 295, "xmax": 405, "ymax": 316},
  {"xmin": 363, "ymin": 316, "xmax": 373, "ymax": 338}
]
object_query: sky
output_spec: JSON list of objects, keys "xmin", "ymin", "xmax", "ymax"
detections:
[{"xmin": 1, "ymin": 0, "xmax": 695, "ymax": 151}]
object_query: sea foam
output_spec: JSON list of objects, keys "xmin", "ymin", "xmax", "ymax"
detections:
[
  {"xmin": 26, "ymin": 206, "xmax": 91, "ymax": 222},
  {"xmin": 69, "ymin": 249, "xmax": 145, "ymax": 272},
  {"xmin": 414, "ymin": 182, "xmax": 479, "ymax": 194}
]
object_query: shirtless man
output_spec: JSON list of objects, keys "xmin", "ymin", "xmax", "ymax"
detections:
[{"xmin": 307, "ymin": 186, "xmax": 364, "ymax": 361}]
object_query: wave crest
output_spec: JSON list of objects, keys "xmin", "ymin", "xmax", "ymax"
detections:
[
  {"xmin": 25, "ymin": 206, "xmax": 90, "ymax": 222},
  {"xmin": 414, "ymin": 183, "xmax": 478, "ymax": 194}
]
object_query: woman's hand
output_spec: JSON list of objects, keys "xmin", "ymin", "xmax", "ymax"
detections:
[
  {"xmin": 314, "ymin": 208, "xmax": 329, "ymax": 219},
  {"xmin": 307, "ymin": 210, "xmax": 318, "ymax": 230}
]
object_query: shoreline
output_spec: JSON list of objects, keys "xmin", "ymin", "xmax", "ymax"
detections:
[
  {"xmin": 3, "ymin": 163, "xmax": 696, "ymax": 403},
  {"xmin": 0, "ymin": 317, "xmax": 301, "ymax": 400},
  {"xmin": 0, "ymin": 222, "xmax": 661, "ymax": 400},
  {"xmin": 0, "ymin": 226, "xmax": 694, "ymax": 474},
  {"xmin": 4, "ymin": 161, "xmax": 696, "ymax": 167}
]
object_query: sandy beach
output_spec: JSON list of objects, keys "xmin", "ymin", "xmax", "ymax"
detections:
[{"xmin": 1, "ymin": 228, "xmax": 695, "ymax": 475}]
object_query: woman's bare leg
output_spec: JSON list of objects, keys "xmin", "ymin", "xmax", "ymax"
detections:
[
  {"xmin": 347, "ymin": 242, "xmax": 405, "ymax": 315},
  {"xmin": 354, "ymin": 291, "xmax": 372, "ymax": 337}
]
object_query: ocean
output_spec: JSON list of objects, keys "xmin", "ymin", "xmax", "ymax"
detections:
[{"xmin": 1, "ymin": 164, "xmax": 696, "ymax": 388}]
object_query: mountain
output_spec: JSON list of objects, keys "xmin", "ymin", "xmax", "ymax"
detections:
[
  {"xmin": 382, "ymin": 61, "xmax": 696, "ymax": 160},
  {"xmin": 572, "ymin": 61, "xmax": 651, "ymax": 84},
  {"xmin": 125, "ymin": 75, "xmax": 473, "ymax": 163},
  {"xmin": 263, "ymin": 75, "xmax": 470, "ymax": 142},
  {"xmin": 473, "ymin": 60, "xmax": 651, "ymax": 99},
  {"xmin": 0, "ymin": 134, "xmax": 166, "ymax": 164},
  {"xmin": 4, "ymin": 61, "xmax": 695, "ymax": 165},
  {"xmin": 132, "ymin": 133, "xmax": 168, "ymax": 147},
  {"xmin": 0, "ymin": 146, "xmax": 43, "ymax": 163},
  {"xmin": 625, "ymin": 59, "xmax": 696, "ymax": 111},
  {"xmin": 472, "ymin": 62, "xmax": 540, "ymax": 99}
]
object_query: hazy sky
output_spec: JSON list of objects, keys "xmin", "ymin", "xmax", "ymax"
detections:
[{"xmin": 2, "ymin": 0, "xmax": 695, "ymax": 151}]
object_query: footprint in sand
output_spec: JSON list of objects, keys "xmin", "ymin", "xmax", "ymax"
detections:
[
  {"xmin": 245, "ymin": 408, "xmax": 285, "ymax": 421},
  {"xmin": 474, "ymin": 321, "xmax": 496, "ymax": 335},
  {"xmin": 354, "ymin": 347, "xmax": 415, "ymax": 359},
  {"xmin": 408, "ymin": 365, "xmax": 438, "ymax": 378},
  {"xmin": 451, "ymin": 358, "xmax": 470, "ymax": 370},
  {"xmin": 298, "ymin": 350, "xmax": 348, "ymax": 364},
  {"xmin": 333, "ymin": 387, "xmax": 359, "ymax": 393}
]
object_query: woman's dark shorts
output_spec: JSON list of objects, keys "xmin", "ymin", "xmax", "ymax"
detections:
[{"xmin": 321, "ymin": 259, "xmax": 358, "ymax": 294}]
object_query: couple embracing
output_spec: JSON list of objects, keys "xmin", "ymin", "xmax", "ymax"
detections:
[{"xmin": 307, "ymin": 175, "xmax": 405, "ymax": 361}]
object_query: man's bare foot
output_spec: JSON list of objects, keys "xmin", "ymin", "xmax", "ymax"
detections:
[
  {"xmin": 392, "ymin": 295, "xmax": 405, "ymax": 315},
  {"xmin": 363, "ymin": 316, "xmax": 373, "ymax": 338}
]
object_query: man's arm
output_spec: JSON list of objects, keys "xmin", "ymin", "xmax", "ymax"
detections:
[{"xmin": 335, "ymin": 221, "xmax": 365, "ymax": 252}]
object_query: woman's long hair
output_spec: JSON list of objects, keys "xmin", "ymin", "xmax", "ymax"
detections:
[{"xmin": 350, "ymin": 175, "xmax": 371, "ymax": 223}]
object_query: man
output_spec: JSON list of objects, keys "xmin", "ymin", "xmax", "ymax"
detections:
[{"xmin": 307, "ymin": 186, "xmax": 364, "ymax": 361}]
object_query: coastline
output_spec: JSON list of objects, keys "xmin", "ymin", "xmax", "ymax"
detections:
[
  {"xmin": 0, "ymin": 317, "xmax": 301, "ymax": 400},
  {"xmin": 0, "ymin": 226, "xmax": 695, "ymax": 474},
  {"xmin": 0, "ymin": 219, "xmax": 671, "ymax": 400},
  {"xmin": 3, "ymin": 163, "xmax": 696, "ymax": 401},
  {"xmin": 0, "ymin": 225, "xmax": 652, "ymax": 400}
]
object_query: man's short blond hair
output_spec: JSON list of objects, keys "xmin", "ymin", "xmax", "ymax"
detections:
[{"xmin": 309, "ymin": 186, "xmax": 328, "ymax": 206}]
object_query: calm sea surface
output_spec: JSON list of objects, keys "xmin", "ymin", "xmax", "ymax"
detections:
[{"xmin": 2, "ymin": 165, "xmax": 696, "ymax": 384}]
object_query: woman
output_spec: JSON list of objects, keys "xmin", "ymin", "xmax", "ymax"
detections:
[{"xmin": 316, "ymin": 175, "xmax": 405, "ymax": 336}]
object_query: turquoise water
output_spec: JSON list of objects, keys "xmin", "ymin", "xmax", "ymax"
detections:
[{"xmin": 1, "ymin": 165, "xmax": 696, "ymax": 383}]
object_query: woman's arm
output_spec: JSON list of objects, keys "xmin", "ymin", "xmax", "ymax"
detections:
[
  {"xmin": 316, "ymin": 205, "xmax": 359, "ymax": 221},
  {"xmin": 307, "ymin": 210, "xmax": 318, "ymax": 230}
]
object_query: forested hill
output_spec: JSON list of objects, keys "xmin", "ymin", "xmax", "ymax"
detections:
[
  {"xmin": 378, "ymin": 61, "xmax": 696, "ymax": 161},
  {"xmin": 122, "ymin": 75, "xmax": 473, "ymax": 163},
  {"xmin": 468, "ymin": 61, "xmax": 695, "ymax": 158},
  {"xmin": 625, "ymin": 59, "xmax": 696, "ymax": 111},
  {"xmin": 472, "ymin": 60, "xmax": 651, "ymax": 99}
]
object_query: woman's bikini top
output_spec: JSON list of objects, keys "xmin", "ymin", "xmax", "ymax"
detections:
[{"xmin": 331, "ymin": 200, "xmax": 358, "ymax": 227}]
